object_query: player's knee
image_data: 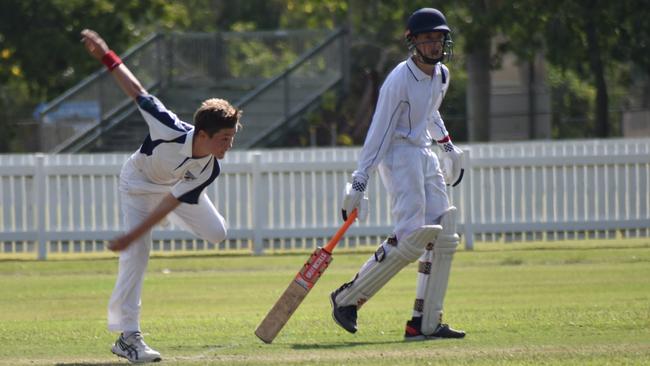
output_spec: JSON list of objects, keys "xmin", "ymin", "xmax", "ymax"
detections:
[
  {"xmin": 208, "ymin": 227, "xmax": 228, "ymax": 244},
  {"xmin": 433, "ymin": 207, "xmax": 459, "ymax": 254},
  {"xmin": 396, "ymin": 225, "xmax": 442, "ymax": 262},
  {"xmin": 203, "ymin": 224, "xmax": 227, "ymax": 244}
]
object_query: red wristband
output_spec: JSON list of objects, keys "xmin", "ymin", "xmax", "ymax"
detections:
[
  {"xmin": 437, "ymin": 135, "xmax": 451, "ymax": 144},
  {"xmin": 101, "ymin": 50, "xmax": 122, "ymax": 71}
]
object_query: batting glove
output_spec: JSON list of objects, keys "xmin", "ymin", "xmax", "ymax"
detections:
[
  {"xmin": 342, "ymin": 172, "xmax": 369, "ymax": 221},
  {"xmin": 437, "ymin": 136, "xmax": 465, "ymax": 187}
]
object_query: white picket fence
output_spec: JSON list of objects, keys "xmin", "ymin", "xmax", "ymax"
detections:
[{"xmin": 1, "ymin": 138, "xmax": 649, "ymax": 259}]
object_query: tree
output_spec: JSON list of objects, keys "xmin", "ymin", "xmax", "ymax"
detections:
[
  {"xmin": 0, "ymin": 0, "xmax": 191, "ymax": 99},
  {"xmin": 449, "ymin": 0, "xmax": 497, "ymax": 142},
  {"xmin": 334, "ymin": 0, "xmax": 472, "ymax": 144},
  {"xmin": 3, "ymin": 0, "xmax": 648, "ymax": 151},
  {"xmin": 543, "ymin": 0, "xmax": 650, "ymax": 137},
  {"xmin": 0, "ymin": 0, "xmax": 189, "ymax": 151}
]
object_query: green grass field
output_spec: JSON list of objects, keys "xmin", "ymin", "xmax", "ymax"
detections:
[{"xmin": 1, "ymin": 239, "xmax": 649, "ymax": 365}]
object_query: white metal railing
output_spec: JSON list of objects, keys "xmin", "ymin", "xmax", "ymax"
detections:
[
  {"xmin": 1, "ymin": 138, "xmax": 648, "ymax": 259},
  {"xmin": 37, "ymin": 30, "xmax": 340, "ymax": 153}
]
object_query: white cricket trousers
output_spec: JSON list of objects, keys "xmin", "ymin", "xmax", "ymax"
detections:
[
  {"xmin": 377, "ymin": 142, "xmax": 449, "ymax": 240},
  {"xmin": 343, "ymin": 142, "xmax": 452, "ymax": 306},
  {"xmin": 107, "ymin": 191, "xmax": 227, "ymax": 332}
]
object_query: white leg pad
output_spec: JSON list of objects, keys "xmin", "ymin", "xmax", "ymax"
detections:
[
  {"xmin": 421, "ymin": 207, "xmax": 460, "ymax": 335},
  {"xmin": 412, "ymin": 243, "xmax": 434, "ymax": 317},
  {"xmin": 335, "ymin": 225, "xmax": 442, "ymax": 308}
]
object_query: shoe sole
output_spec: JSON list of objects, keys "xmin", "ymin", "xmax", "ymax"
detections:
[
  {"xmin": 329, "ymin": 292, "xmax": 357, "ymax": 334},
  {"xmin": 112, "ymin": 349, "xmax": 162, "ymax": 363}
]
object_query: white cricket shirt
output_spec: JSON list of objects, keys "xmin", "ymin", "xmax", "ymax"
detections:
[
  {"xmin": 355, "ymin": 57, "xmax": 450, "ymax": 179},
  {"xmin": 119, "ymin": 94, "xmax": 220, "ymax": 204}
]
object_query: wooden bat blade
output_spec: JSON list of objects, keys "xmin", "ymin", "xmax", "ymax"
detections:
[
  {"xmin": 255, "ymin": 210, "xmax": 358, "ymax": 344},
  {"xmin": 255, "ymin": 246, "xmax": 333, "ymax": 343},
  {"xmin": 255, "ymin": 280, "xmax": 309, "ymax": 343}
]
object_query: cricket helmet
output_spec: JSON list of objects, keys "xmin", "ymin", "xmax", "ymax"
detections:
[{"xmin": 405, "ymin": 8, "xmax": 453, "ymax": 64}]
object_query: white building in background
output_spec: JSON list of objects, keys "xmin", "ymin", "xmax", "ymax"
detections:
[
  {"xmin": 485, "ymin": 48, "xmax": 650, "ymax": 140},
  {"xmin": 624, "ymin": 110, "xmax": 650, "ymax": 136},
  {"xmin": 489, "ymin": 52, "xmax": 551, "ymax": 140},
  {"xmin": 623, "ymin": 67, "xmax": 650, "ymax": 137}
]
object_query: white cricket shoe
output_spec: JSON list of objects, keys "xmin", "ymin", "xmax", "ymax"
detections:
[{"xmin": 111, "ymin": 331, "xmax": 162, "ymax": 363}]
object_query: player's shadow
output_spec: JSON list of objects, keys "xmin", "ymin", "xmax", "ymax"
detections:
[
  {"xmin": 290, "ymin": 340, "xmax": 404, "ymax": 349},
  {"xmin": 55, "ymin": 363, "xmax": 124, "ymax": 366}
]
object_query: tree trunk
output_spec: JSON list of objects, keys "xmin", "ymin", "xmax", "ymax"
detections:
[
  {"xmin": 584, "ymin": 6, "xmax": 609, "ymax": 137},
  {"xmin": 466, "ymin": 35, "xmax": 492, "ymax": 141},
  {"xmin": 527, "ymin": 59, "xmax": 537, "ymax": 139}
]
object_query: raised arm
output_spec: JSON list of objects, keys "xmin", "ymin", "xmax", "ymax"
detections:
[{"xmin": 81, "ymin": 29, "xmax": 146, "ymax": 100}]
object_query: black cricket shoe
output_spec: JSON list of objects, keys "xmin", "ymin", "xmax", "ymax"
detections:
[
  {"xmin": 329, "ymin": 289, "xmax": 358, "ymax": 334},
  {"xmin": 404, "ymin": 316, "xmax": 466, "ymax": 341},
  {"xmin": 404, "ymin": 317, "xmax": 426, "ymax": 341},
  {"xmin": 430, "ymin": 323, "xmax": 466, "ymax": 339}
]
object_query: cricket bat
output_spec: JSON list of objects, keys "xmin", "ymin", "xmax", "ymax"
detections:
[{"xmin": 254, "ymin": 209, "xmax": 358, "ymax": 344}]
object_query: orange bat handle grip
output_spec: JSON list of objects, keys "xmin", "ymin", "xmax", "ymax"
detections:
[{"xmin": 323, "ymin": 209, "xmax": 357, "ymax": 253}]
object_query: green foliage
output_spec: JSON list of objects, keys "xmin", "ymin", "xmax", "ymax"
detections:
[
  {"xmin": 0, "ymin": 0, "xmax": 189, "ymax": 151},
  {"xmin": 547, "ymin": 60, "xmax": 634, "ymax": 139},
  {"xmin": 280, "ymin": 0, "xmax": 348, "ymax": 29},
  {"xmin": 0, "ymin": 78, "xmax": 30, "ymax": 151},
  {"xmin": 0, "ymin": 0, "xmax": 187, "ymax": 98},
  {"xmin": 226, "ymin": 39, "xmax": 299, "ymax": 78},
  {"xmin": 440, "ymin": 63, "xmax": 468, "ymax": 141},
  {"xmin": 548, "ymin": 66, "xmax": 596, "ymax": 138},
  {"xmin": 539, "ymin": 0, "xmax": 650, "ymax": 137},
  {"xmin": 2, "ymin": 0, "xmax": 649, "ymax": 151},
  {"xmin": 0, "ymin": 240, "xmax": 649, "ymax": 364}
]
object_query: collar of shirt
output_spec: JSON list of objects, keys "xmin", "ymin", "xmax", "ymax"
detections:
[
  {"xmin": 406, "ymin": 57, "xmax": 441, "ymax": 82},
  {"xmin": 180, "ymin": 128, "xmax": 212, "ymax": 166}
]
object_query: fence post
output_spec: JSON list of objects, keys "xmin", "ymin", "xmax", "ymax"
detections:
[
  {"xmin": 461, "ymin": 149, "xmax": 474, "ymax": 250},
  {"xmin": 34, "ymin": 154, "xmax": 47, "ymax": 260},
  {"xmin": 251, "ymin": 153, "xmax": 265, "ymax": 255}
]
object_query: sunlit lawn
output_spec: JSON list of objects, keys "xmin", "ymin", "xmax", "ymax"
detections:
[{"xmin": 0, "ymin": 239, "xmax": 649, "ymax": 365}]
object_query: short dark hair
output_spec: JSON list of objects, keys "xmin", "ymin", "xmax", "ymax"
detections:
[{"xmin": 193, "ymin": 98, "xmax": 242, "ymax": 136}]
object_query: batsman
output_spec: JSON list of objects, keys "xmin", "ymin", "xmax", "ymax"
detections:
[{"xmin": 330, "ymin": 8, "xmax": 466, "ymax": 340}]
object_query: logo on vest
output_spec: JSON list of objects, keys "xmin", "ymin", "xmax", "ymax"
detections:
[{"xmin": 183, "ymin": 170, "xmax": 197, "ymax": 181}]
